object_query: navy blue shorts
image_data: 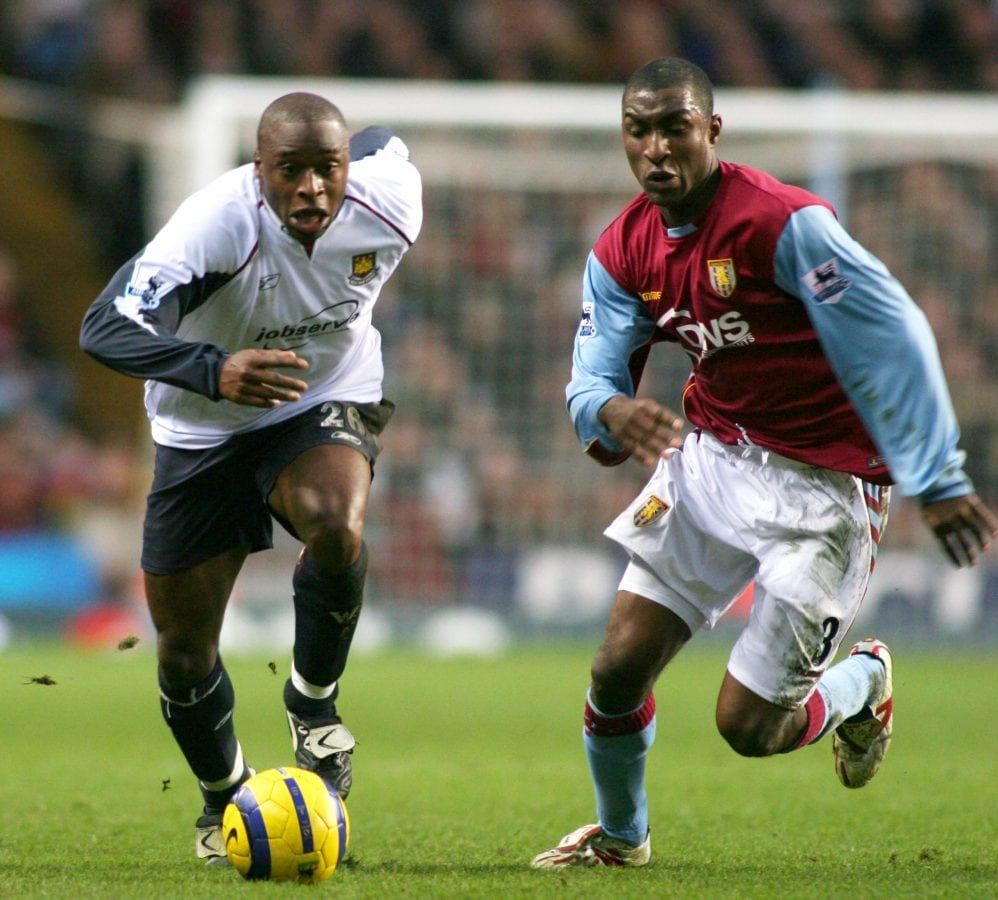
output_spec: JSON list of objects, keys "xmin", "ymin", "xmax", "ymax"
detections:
[{"xmin": 141, "ymin": 399, "xmax": 394, "ymax": 574}]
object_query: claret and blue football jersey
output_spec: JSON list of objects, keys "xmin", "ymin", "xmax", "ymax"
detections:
[{"xmin": 568, "ymin": 160, "xmax": 971, "ymax": 502}]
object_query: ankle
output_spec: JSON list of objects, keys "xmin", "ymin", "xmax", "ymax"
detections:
[{"xmin": 284, "ymin": 677, "xmax": 337, "ymax": 721}]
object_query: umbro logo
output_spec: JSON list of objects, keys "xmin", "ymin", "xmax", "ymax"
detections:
[{"xmin": 259, "ymin": 273, "xmax": 281, "ymax": 290}]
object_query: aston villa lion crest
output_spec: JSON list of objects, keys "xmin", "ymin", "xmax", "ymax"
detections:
[
  {"xmin": 707, "ymin": 258, "xmax": 736, "ymax": 298},
  {"xmin": 348, "ymin": 252, "xmax": 379, "ymax": 285},
  {"xmin": 633, "ymin": 494, "xmax": 669, "ymax": 527}
]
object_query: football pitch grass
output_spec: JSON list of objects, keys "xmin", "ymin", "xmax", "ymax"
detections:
[{"xmin": 1, "ymin": 639, "xmax": 995, "ymax": 898}]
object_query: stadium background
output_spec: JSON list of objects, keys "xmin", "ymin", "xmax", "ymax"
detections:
[{"xmin": 0, "ymin": 0, "xmax": 994, "ymax": 655}]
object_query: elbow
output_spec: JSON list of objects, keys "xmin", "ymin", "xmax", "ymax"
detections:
[
  {"xmin": 79, "ymin": 303, "xmax": 109, "ymax": 358},
  {"xmin": 78, "ymin": 329, "xmax": 94, "ymax": 356},
  {"xmin": 78, "ymin": 325, "xmax": 99, "ymax": 358},
  {"xmin": 78, "ymin": 320, "xmax": 110, "ymax": 365}
]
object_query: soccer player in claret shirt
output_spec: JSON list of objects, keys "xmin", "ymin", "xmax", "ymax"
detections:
[
  {"xmin": 80, "ymin": 93, "xmax": 422, "ymax": 863},
  {"xmin": 531, "ymin": 58, "xmax": 997, "ymax": 869}
]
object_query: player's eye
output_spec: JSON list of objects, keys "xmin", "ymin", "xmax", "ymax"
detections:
[{"xmin": 664, "ymin": 118, "xmax": 694, "ymax": 136}]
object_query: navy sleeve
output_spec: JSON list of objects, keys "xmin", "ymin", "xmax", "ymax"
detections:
[
  {"xmin": 79, "ymin": 254, "xmax": 230, "ymax": 400},
  {"xmin": 350, "ymin": 127, "xmax": 398, "ymax": 161}
]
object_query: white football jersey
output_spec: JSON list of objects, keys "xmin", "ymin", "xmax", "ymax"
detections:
[{"xmin": 81, "ymin": 131, "xmax": 422, "ymax": 448}]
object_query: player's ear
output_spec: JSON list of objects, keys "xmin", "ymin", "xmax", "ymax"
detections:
[
  {"xmin": 708, "ymin": 115, "xmax": 722, "ymax": 146},
  {"xmin": 253, "ymin": 150, "xmax": 262, "ymax": 176}
]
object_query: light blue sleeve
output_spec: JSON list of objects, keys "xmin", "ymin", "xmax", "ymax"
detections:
[
  {"xmin": 566, "ymin": 252, "xmax": 656, "ymax": 452},
  {"xmin": 774, "ymin": 205, "xmax": 972, "ymax": 502}
]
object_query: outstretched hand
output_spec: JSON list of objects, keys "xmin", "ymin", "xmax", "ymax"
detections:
[
  {"xmin": 218, "ymin": 349, "xmax": 309, "ymax": 408},
  {"xmin": 921, "ymin": 493, "xmax": 998, "ymax": 567},
  {"xmin": 599, "ymin": 395, "xmax": 685, "ymax": 469}
]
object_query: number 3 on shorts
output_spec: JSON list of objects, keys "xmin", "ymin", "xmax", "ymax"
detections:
[{"xmin": 816, "ymin": 616, "xmax": 840, "ymax": 666}]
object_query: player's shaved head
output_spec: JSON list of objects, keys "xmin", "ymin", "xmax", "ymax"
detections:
[
  {"xmin": 257, "ymin": 92, "xmax": 346, "ymax": 148},
  {"xmin": 624, "ymin": 58, "xmax": 714, "ymax": 117}
]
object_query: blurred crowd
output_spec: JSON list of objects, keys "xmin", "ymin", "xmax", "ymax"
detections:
[
  {"xmin": 2, "ymin": 0, "xmax": 994, "ymax": 96},
  {"xmin": 0, "ymin": 242, "xmax": 143, "ymax": 598},
  {"xmin": 0, "ymin": 247, "xmax": 143, "ymax": 530},
  {"xmin": 0, "ymin": 1, "xmax": 994, "ymax": 623}
]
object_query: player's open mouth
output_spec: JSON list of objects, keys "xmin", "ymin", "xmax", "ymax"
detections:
[
  {"xmin": 646, "ymin": 170, "xmax": 678, "ymax": 185},
  {"xmin": 289, "ymin": 209, "xmax": 330, "ymax": 233}
]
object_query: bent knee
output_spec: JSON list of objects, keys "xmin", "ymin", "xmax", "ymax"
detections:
[
  {"xmin": 158, "ymin": 641, "xmax": 218, "ymax": 689},
  {"xmin": 300, "ymin": 518, "xmax": 364, "ymax": 570},
  {"xmin": 715, "ymin": 709, "xmax": 789, "ymax": 758}
]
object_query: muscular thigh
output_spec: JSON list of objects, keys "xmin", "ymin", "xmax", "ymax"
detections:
[
  {"xmin": 268, "ymin": 443, "xmax": 372, "ymax": 537},
  {"xmin": 255, "ymin": 399, "xmax": 392, "ymax": 539}
]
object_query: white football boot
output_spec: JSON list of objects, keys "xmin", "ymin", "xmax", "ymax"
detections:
[
  {"xmin": 195, "ymin": 812, "xmax": 228, "ymax": 866},
  {"xmin": 287, "ymin": 711, "xmax": 356, "ymax": 799},
  {"xmin": 195, "ymin": 766, "xmax": 255, "ymax": 865},
  {"xmin": 833, "ymin": 638, "xmax": 894, "ymax": 788},
  {"xmin": 531, "ymin": 824, "xmax": 651, "ymax": 868}
]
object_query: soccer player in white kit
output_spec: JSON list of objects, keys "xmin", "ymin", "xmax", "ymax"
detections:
[
  {"xmin": 532, "ymin": 58, "xmax": 997, "ymax": 869},
  {"xmin": 80, "ymin": 93, "xmax": 422, "ymax": 863}
]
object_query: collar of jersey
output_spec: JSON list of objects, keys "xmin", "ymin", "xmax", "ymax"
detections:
[{"xmin": 665, "ymin": 221, "xmax": 698, "ymax": 239}]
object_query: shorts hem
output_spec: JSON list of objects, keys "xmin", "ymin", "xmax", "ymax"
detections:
[
  {"xmin": 141, "ymin": 538, "xmax": 272, "ymax": 575},
  {"xmin": 618, "ymin": 554, "xmax": 707, "ymax": 634}
]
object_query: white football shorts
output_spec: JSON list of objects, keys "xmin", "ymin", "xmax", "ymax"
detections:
[{"xmin": 608, "ymin": 431, "xmax": 889, "ymax": 708}]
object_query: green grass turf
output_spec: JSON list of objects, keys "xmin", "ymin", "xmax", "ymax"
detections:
[{"xmin": 0, "ymin": 639, "xmax": 995, "ymax": 898}]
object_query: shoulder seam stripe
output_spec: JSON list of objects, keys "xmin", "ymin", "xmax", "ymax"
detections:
[
  {"xmin": 234, "ymin": 241, "xmax": 259, "ymax": 276},
  {"xmin": 343, "ymin": 195, "xmax": 414, "ymax": 246}
]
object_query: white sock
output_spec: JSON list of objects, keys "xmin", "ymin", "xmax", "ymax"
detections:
[{"xmin": 291, "ymin": 665, "xmax": 336, "ymax": 699}]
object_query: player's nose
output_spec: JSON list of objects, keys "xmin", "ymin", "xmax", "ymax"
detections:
[
  {"xmin": 644, "ymin": 133, "xmax": 670, "ymax": 163},
  {"xmin": 297, "ymin": 170, "xmax": 324, "ymax": 196}
]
